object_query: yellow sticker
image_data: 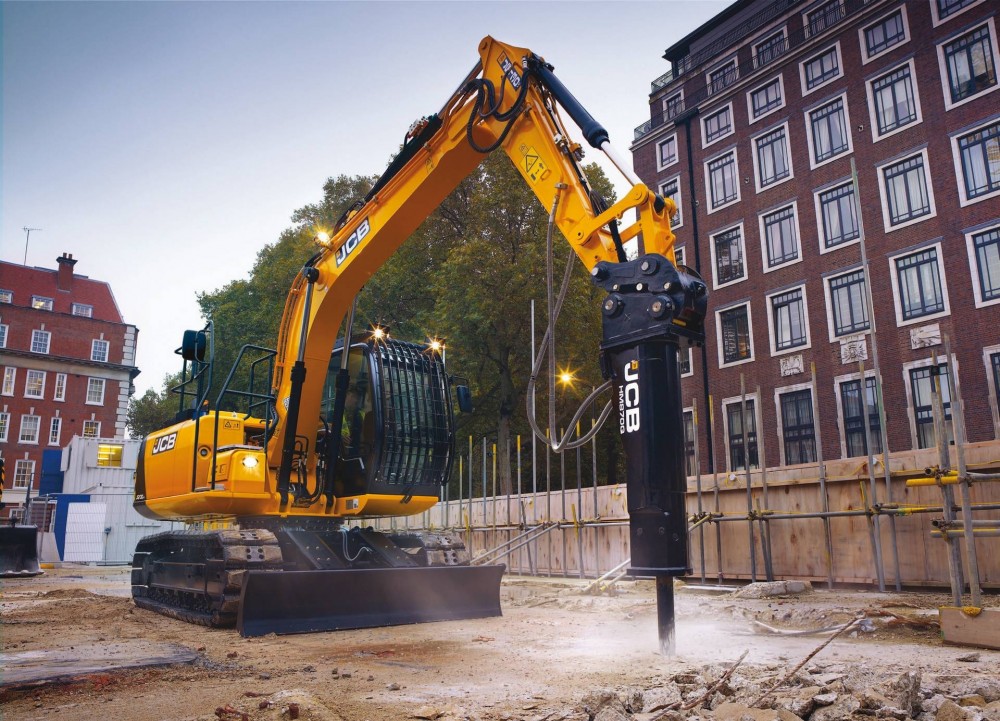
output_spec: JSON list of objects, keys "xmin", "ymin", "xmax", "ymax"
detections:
[{"xmin": 523, "ymin": 146, "xmax": 547, "ymax": 183}]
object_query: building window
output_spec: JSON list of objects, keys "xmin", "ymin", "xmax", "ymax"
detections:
[
  {"xmin": 863, "ymin": 8, "xmax": 907, "ymax": 60},
  {"xmin": 31, "ymin": 296, "xmax": 53, "ymax": 311},
  {"xmin": 19, "ymin": 415, "xmax": 41, "ymax": 444},
  {"xmin": 806, "ymin": 0, "xmax": 844, "ymax": 37},
  {"xmin": 770, "ymin": 287, "xmax": 808, "ymax": 352},
  {"xmin": 682, "ymin": 411, "xmax": 696, "ymax": 477},
  {"xmin": 726, "ymin": 399, "xmax": 758, "ymax": 471},
  {"xmin": 910, "ymin": 363, "xmax": 952, "ymax": 449},
  {"xmin": 708, "ymin": 60, "xmax": 738, "ymax": 95},
  {"xmin": 657, "ymin": 134, "xmax": 678, "ymax": 170},
  {"xmin": 881, "ymin": 152, "xmax": 933, "ymax": 227},
  {"xmin": 679, "ymin": 346, "xmax": 693, "ymax": 377},
  {"xmin": 97, "ymin": 444, "xmax": 124, "ymax": 467},
  {"xmin": 91, "ymin": 339, "xmax": 110, "ymax": 363},
  {"xmin": 761, "ymin": 205, "xmax": 799, "ymax": 269},
  {"xmin": 719, "ymin": 304, "xmax": 753, "ymax": 365},
  {"xmin": 970, "ymin": 226, "xmax": 1000, "ymax": 305},
  {"xmin": 895, "ymin": 247, "xmax": 945, "ymax": 321},
  {"xmin": 49, "ymin": 417, "xmax": 62, "ymax": 446},
  {"xmin": 816, "ymin": 182, "xmax": 860, "ymax": 249},
  {"xmin": 935, "ymin": 0, "xmax": 983, "ymax": 23},
  {"xmin": 956, "ymin": 120, "xmax": 1000, "ymax": 203},
  {"xmin": 31, "ymin": 329, "xmax": 51, "ymax": 354},
  {"xmin": 2, "ymin": 368, "xmax": 16, "ymax": 396},
  {"xmin": 82, "ymin": 420, "xmax": 101, "ymax": 438},
  {"xmin": 12, "ymin": 460, "xmax": 35, "ymax": 489},
  {"xmin": 659, "ymin": 177, "xmax": 683, "ymax": 228},
  {"xmin": 992, "ymin": 351, "xmax": 1000, "ymax": 420},
  {"xmin": 828, "ymin": 270, "xmax": 870, "ymax": 337},
  {"xmin": 0, "ymin": 289, "xmax": 11, "ymax": 304},
  {"xmin": 840, "ymin": 377, "xmax": 882, "ymax": 457},
  {"xmin": 755, "ymin": 30, "xmax": 787, "ymax": 67},
  {"xmin": 712, "ymin": 226, "xmax": 746, "ymax": 287},
  {"xmin": 0, "ymin": 324, "xmax": 6, "ymax": 349},
  {"xmin": 754, "ymin": 125, "xmax": 791, "ymax": 188},
  {"xmin": 25, "ymin": 370, "xmax": 46, "ymax": 399},
  {"xmin": 664, "ymin": 91, "xmax": 684, "ymax": 121},
  {"xmin": 71, "ymin": 303, "xmax": 93, "ymax": 318},
  {"xmin": 808, "ymin": 96, "xmax": 850, "ymax": 166},
  {"xmin": 802, "ymin": 46, "xmax": 841, "ymax": 92},
  {"xmin": 780, "ymin": 389, "xmax": 816, "ymax": 464},
  {"xmin": 0, "ymin": 412, "xmax": 8, "ymax": 442},
  {"xmin": 749, "ymin": 77, "xmax": 784, "ymax": 120},
  {"xmin": 707, "ymin": 151, "xmax": 739, "ymax": 210},
  {"xmin": 870, "ymin": 65, "xmax": 918, "ymax": 137},
  {"xmin": 941, "ymin": 24, "xmax": 998, "ymax": 105},
  {"xmin": 86, "ymin": 378, "xmax": 106, "ymax": 405},
  {"xmin": 702, "ymin": 104, "xmax": 733, "ymax": 146},
  {"xmin": 54, "ymin": 373, "xmax": 67, "ymax": 402}
]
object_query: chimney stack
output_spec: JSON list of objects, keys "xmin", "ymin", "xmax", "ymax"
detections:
[{"xmin": 56, "ymin": 253, "xmax": 77, "ymax": 291}]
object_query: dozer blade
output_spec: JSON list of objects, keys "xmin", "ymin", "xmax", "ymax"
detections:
[
  {"xmin": 237, "ymin": 564, "xmax": 504, "ymax": 637},
  {"xmin": 0, "ymin": 526, "xmax": 43, "ymax": 578}
]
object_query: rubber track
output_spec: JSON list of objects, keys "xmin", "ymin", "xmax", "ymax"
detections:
[{"xmin": 132, "ymin": 529, "xmax": 283, "ymax": 628}]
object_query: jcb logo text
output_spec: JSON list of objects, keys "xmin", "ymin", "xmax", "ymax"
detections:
[
  {"xmin": 335, "ymin": 218, "xmax": 371, "ymax": 266},
  {"xmin": 618, "ymin": 361, "xmax": 640, "ymax": 435},
  {"xmin": 151, "ymin": 433, "xmax": 177, "ymax": 455}
]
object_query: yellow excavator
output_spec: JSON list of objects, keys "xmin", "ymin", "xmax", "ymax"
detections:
[{"xmin": 132, "ymin": 37, "xmax": 707, "ymax": 650}]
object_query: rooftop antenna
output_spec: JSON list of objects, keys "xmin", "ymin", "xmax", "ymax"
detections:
[{"xmin": 22, "ymin": 227, "xmax": 42, "ymax": 265}]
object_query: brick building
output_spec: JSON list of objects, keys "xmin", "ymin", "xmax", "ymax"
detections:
[
  {"xmin": 0, "ymin": 254, "xmax": 139, "ymax": 518},
  {"xmin": 631, "ymin": 0, "xmax": 1000, "ymax": 474}
]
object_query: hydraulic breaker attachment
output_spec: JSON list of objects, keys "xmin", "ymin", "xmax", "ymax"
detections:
[
  {"xmin": 0, "ymin": 526, "xmax": 43, "ymax": 578},
  {"xmin": 593, "ymin": 253, "xmax": 708, "ymax": 656},
  {"xmin": 236, "ymin": 564, "xmax": 505, "ymax": 637}
]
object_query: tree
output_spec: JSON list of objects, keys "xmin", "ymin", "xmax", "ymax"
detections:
[{"xmin": 126, "ymin": 373, "xmax": 184, "ymax": 438}]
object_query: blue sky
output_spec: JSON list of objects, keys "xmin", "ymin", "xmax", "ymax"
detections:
[{"xmin": 2, "ymin": 1, "xmax": 728, "ymax": 397}]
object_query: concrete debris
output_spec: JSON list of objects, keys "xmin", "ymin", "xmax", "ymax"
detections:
[
  {"xmin": 935, "ymin": 699, "xmax": 982, "ymax": 721},
  {"xmin": 713, "ymin": 702, "xmax": 803, "ymax": 720},
  {"xmin": 732, "ymin": 582, "xmax": 813, "ymax": 600},
  {"xmin": 957, "ymin": 654, "xmax": 982, "ymax": 663}
]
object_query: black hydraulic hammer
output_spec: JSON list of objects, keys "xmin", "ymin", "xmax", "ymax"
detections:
[{"xmin": 592, "ymin": 253, "xmax": 708, "ymax": 655}]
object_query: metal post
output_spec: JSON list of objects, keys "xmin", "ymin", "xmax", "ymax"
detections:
[
  {"xmin": 851, "ymin": 158, "xmax": 900, "ymax": 591},
  {"xmin": 561, "ymin": 428, "xmax": 567, "ymax": 578},
  {"xmin": 457, "ymin": 455, "xmax": 463, "ymax": 531},
  {"xmin": 546, "ymin": 428, "xmax": 552, "ymax": 575},
  {"xmin": 943, "ymin": 335, "xmax": 982, "ymax": 607},
  {"xmin": 741, "ymin": 375, "xmax": 757, "ymax": 582},
  {"xmin": 811, "ymin": 363, "xmax": 835, "ymax": 589},
  {"xmin": 858, "ymin": 360, "xmax": 886, "ymax": 592},
  {"xmin": 756, "ymin": 386, "xmax": 774, "ymax": 582},
  {"xmin": 931, "ymin": 352, "xmax": 964, "ymax": 607},
  {"xmin": 693, "ymin": 398, "xmax": 705, "ymax": 585},
  {"xmin": 709, "ymin": 395, "xmax": 723, "ymax": 584},
  {"xmin": 576, "ymin": 420, "xmax": 584, "ymax": 579}
]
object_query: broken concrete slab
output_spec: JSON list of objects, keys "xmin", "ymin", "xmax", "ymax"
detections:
[{"xmin": 732, "ymin": 581, "xmax": 813, "ymax": 599}]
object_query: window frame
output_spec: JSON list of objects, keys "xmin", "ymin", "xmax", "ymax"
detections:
[
  {"xmin": 656, "ymin": 133, "xmax": 679, "ymax": 171},
  {"xmin": 682, "ymin": 407, "xmax": 697, "ymax": 477},
  {"xmin": 752, "ymin": 121, "xmax": 794, "ymax": 191},
  {"xmin": 804, "ymin": 0, "xmax": 845, "ymax": 38},
  {"xmin": 0, "ymin": 411, "xmax": 9, "ymax": 442},
  {"xmin": 824, "ymin": 267, "xmax": 871, "ymax": 341},
  {"xmin": 860, "ymin": 5, "xmax": 910, "ymax": 64},
  {"xmin": 767, "ymin": 284, "xmax": 811, "ymax": 356},
  {"xmin": 805, "ymin": 93, "xmax": 853, "ymax": 169},
  {"xmin": 663, "ymin": 90, "xmax": 685, "ymax": 122},
  {"xmin": 0, "ymin": 323, "xmax": 7, "ymax": 349},
  {"xmin": 723, "ymin": 393, "xmax": 760, "ymax": 472},
  {"xmin": 903, "ymin": 357, "xmax": 956, "ymax": 450},
  {"xmin": 19, "ymin": 414, "xmax": 41, "ymax": 444},
  {"xmin": 716, "ymin": 302, "xmax": 755, "ymax": 368},
  {"xmin": 965, "ymin": 223, "xmax": 1000, "ymax": 308},
  {"xmin": 931, "ymin": 0, "xmax": 987, "ymax": 27},
  {"xmin": 951, "ymin": 117, "xmax": 1000, "ymax": 206},
  {"xmin": 709, "ymin": 222, "xmax": 748, "ymax": 289},
  {"xmin": 0, "ymin": 289, "xmax": 11, "ymax": 304},
  {"xmin": 865, "ymin": 59, "xmax": 922, "ymax": 143},
  {"xmin": 12, "ymin": 459, "xmax": 35, "ymax": 489},
  {"xmin": 834, "ymin": 371, "xmax": 883, "ymax": 458},
  {"xmin": 31, "ymin": 296, "xmax": 53, "ymax": 311},
  {"xmin": 753, "ymin": 28, "xmax": 788, "ymax": 69},
  {"xmin": 759, "ymin": 201, "xmax": 802, "ymax": 273},
  {"xmin": 877, "ymin": 148, "xmax": 937, "ymax": 231},
  {"xmin": 91, "ymin": 339, "xmax": 110, "ymax": 363},
  {"xmin": 71, "ymin": 303, "xmax": 93, "ymax": 318},
  {"xmin": 983, "ymin": 344, "xmax": 1000, "ymax": 439},
  {"xmin": 747, "ymin": 76, "xmax": 786, "ymax": 124},
  {"xmin": 814, "ymin": 181, "xmax": 861, "ymax": 253},
  {"xmin": 659, "ymin": 175, "xmax": 684, "ymax": 229},
  {"xmin": 679, "ymin": 345, "xmax": 694, "ymax": 379},
  {"xmin": 707, "ymin": 57, "xmax": 739, "ymax": 96},
  {"xmin": 54, "ymin": 373, "xmax": 67, "ymax": 402},
  {"xmin": 86, "ymin": 377, "xmax": 106, "ymax": 405},
  {"xmin": 775, "ymin": 384, "xmax": 818, "ymax": 466},
  {"xmin": 30, "ymin": 329, "xmax": 52, "ymax": 354},
  {"xmin": 704, "ymin": 148, "xmax": 741, "ymax": 214},
  {"xmin": 888, "ymin": 241, "xmax": 951, "ymax": 327},
  {"xmin": 24, "ymin": 369, "xmax": 46, "ymax": 399},
  {"xmin": 701, "ymin": 102, "xmax": 735, "ymax": 148},
  {"xmin": 937, "ymin": 19, "xmax": 1000, "ymax": 110},
  {"xmin": 800, "ymin": 42, "xmax": 843, "ymax": 96},
  {"xmin": 2, "ymin": 367, "xmax": 16, "ymax": 396},
  {"xmin": 48, "ymin": 417, "xmax": 62, "ymax": 446}
]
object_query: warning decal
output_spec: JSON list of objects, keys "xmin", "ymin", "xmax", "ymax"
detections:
[{"xmin": 523, "ymin": 146, "xmax": 547, "ymax": 183}]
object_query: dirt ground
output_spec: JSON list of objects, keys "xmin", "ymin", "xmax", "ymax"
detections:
[{"xmin": 1, "ymin": 567, "xmax": 998, "ymax": 721}]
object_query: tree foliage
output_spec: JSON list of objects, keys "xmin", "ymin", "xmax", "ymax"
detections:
[{"xmin": 126, "ymin": 372, "xmax": 184, "ymax": 438}]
